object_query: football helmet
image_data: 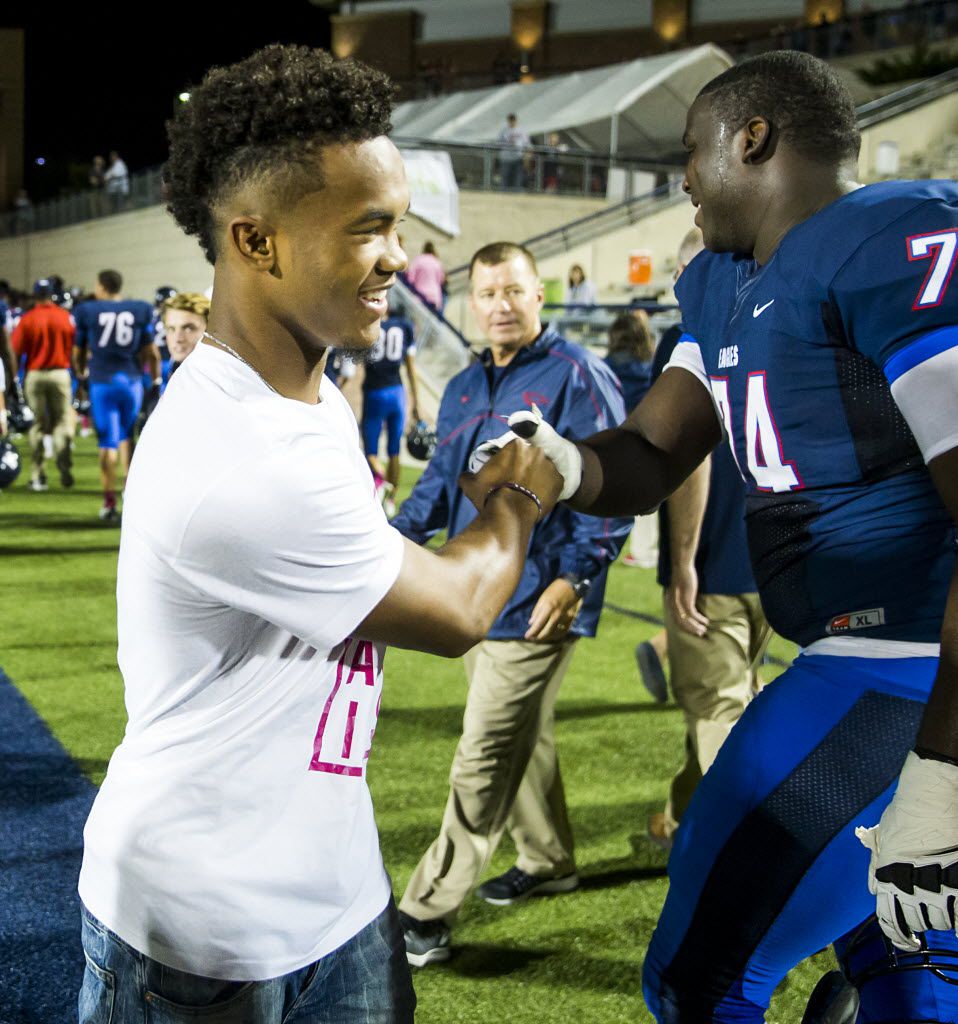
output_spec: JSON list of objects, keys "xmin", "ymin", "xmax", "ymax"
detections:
[
  {"xmin": 406, "ymin": 419, "xmax": 437, "ymax": 461},
  {"xmin": 0, "ymin": 438, "xmax": 21, "ymax": 489},
  {"xmin": 7, "ymin": 383, "xmax": 35, "ymax": 434},
  {"xmin": 154, "ymin": 285, "xmax": 177, "ymax": 307}
]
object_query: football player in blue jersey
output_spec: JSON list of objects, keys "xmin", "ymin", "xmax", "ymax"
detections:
[
  {"xmin": 151, "ymin": 285, "xmax": 177, "ymax": 389},
  {"xmin": 502, "ymin": 50, "xmax": 958, "ymax": 1023},
  {"xmin": 73, "ymin": 269, "xmax": 161, "ymax": 522},
  {"xmin": 361, "ymin": 300, "xmax": 420, "ymax": 515}
]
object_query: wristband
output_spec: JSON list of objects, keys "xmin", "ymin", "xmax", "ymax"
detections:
[
  {"xmin": 914, "ymin": 745, "xmax": 958, "ymax": 769},
  {"xmin": 152, "ymin": 378, "xmax": 163, "ymax": 387},
  {"xmin": 485, "ymin": 481, "xmax": 542, "ymax": 521}
]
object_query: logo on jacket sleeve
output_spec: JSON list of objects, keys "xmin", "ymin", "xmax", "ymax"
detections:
[{"xmin": 826, "ymin": 608, "xmax": 886, "ymax": 634}]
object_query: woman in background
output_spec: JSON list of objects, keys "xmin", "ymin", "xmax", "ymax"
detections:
[
  {"xmin": 566, "ymin": 264, "xmax": 597, "ymax": 308},
  {"xmin": 406, "ymin": 241, "xmax": 446, "ymax": 313}
]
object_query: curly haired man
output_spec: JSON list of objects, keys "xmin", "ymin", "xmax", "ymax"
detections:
[{"xmin": 76, "ymin": 45, "xmax": 561, "ymax": 1024}]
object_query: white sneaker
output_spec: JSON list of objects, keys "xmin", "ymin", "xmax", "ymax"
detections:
[
  {"xmin": 28, "ymin": 476, "xmax": 48, "ymax": 492},
  {"xmin": 384, "ymin": 497, "xmax": 397, "ymax": 518}
]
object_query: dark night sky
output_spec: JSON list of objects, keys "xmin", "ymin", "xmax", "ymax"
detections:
[{"xmin": 3, "ymin": 2, "xmax": 332, "ymax": 201}]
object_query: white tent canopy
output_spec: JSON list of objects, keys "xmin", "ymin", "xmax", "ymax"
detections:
[{"xmin": 391, "ymin": 44, "xmax": 733, "ymax": 160}]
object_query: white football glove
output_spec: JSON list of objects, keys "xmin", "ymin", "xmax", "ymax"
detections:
[
  {"xmin": 856, "ymin": 751, "xmax": 958, "ymax": 951},
  {"xmin": 507, "ymin": 404, "xmax": 582, "ymax": 502},
  {"xmin": 467, "ymin": 429, "xmax": 520, "ymax": 475}
]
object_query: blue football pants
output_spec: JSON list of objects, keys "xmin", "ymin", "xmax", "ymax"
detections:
[
  {"xmin": 362, "ymin": 385, "xmax": 406, "ymax": 458},
  {"xmin": 90, "ymin": 375, "xmax": 143, "ymax": 450},
  {"xmin": 642, "ymin": 652, "xmax": 958, "ymax": 1023}
]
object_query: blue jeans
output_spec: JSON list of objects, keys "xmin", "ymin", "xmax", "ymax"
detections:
[{"xmin": 78, "ymin": 900, "xmax": 416, "ymax": 1023}]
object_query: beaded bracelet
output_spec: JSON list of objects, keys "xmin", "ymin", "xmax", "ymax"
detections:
[{"xmin": 485, "ymin": 481, "xmax": 543, "ymax": 520}]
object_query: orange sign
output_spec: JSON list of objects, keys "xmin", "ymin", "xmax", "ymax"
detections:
[{"xmin": 628, "ymin": 250, "xmax": 652, "ymax": 286}]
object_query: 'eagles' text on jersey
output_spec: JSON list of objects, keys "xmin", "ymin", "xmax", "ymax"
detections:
[{"xmin": 671, "ymin": 180, "xmax": 958, "ymax": 648}]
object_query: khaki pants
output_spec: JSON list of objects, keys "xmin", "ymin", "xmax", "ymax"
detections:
[
  {"xmin": 25, "ymin": 369, "xmax": 74, "ymax": 473},
  {"xmin": 399, "ymin": 637, "xmax": 578, "ymax": 925},
  {"xmin": 662, "ymin": 592, "xmax": 770, "ymax": 837}
]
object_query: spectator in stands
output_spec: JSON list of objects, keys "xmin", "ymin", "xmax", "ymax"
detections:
[
  {"xmin": 406, "ymin": 241, "xmax": 446, "ymax": 312},
  {"xmin": 542, "ymin": 132, "xmax": 568, "ymax": 192},
  {"xmin": 566, "ymin": 264, "xmax": 597, "ymax": 308},
  {"xmin": 497, "ymin": 113, "xmax": 530, "ymax": 191},
  {"xmin": 104, "ymin": 151, "xmax": 130, "ymax": 213},
  {"xmin": 396, "ymin": 241, "xmax": 631, "ymax": 967},
  {"xmin": 605, "ymin": 311, "xmax": 658, "ymax": 569},
  {"xmin": 10, "ymin": 278, "xmax": 76, "ymax": 490},
  {"xmin": 13, "ymin": 189, "xmax": 34, "ymax": 235},
  {"xmin": 162, "ymin": 292, "xmax": 209, "ymax": 377},
  {"xmin": 88, "ymin": 155, "xmax": 107, "ymax": 218}
]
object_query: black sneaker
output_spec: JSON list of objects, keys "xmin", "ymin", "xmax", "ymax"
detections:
[
  {"xmin": 476, "ymin": 866, "xmax": 580, "ymax": 906},
  {"xmin": 399, "ymin": 911, "xmax": 451, "ymax": 967},
  {"xmin": 56, "ymin": 449, "xmax": 74, "ymax": 488},
  {"xmin": 635, "ymin": 641, "xmax": 668, "ymax": 704}
]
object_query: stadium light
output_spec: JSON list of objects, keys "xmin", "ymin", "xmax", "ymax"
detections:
[
  {"xmin": 35, "ymin": 157, "xmax": 45, "ymax": 167},
  {"xmin": 178, "ymin": 92, "xmax": 191, "ymax": 103}
]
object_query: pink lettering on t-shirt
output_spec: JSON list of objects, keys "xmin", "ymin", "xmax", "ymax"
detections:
[{"xmin": 309, "ymin": 638, "xmax": 381, "ymax": 777}]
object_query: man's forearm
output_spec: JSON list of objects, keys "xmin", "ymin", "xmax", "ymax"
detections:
[
  {"xmin": 566, "ymin": 369, "xmax": 721, "ymax": 518},
  {"xmin": 571, "ymin": 426, "xmax": 705, "ymax": 517},
  {"xmin": 668, "ymin": 456, "xmax": 710, "ymax": 574},
  {"xmin": 144, "ymin": 344, "xmax": 161, "ymax": 381},
  {"xmin": 435, "ymin": 487, "xmax": 539, "ymax": 642}
]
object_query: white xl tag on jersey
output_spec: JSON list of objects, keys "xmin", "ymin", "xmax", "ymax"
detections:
[{"xmin": 826, "ymin": 608, "xmax": 886, "ymax": 634}]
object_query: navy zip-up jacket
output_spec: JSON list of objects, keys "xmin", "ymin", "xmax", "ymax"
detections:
[{"xmin": 393, "ymin": 328, "xmax": 632, "ymax": 639}]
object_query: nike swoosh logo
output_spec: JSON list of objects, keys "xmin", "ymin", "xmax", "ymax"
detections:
[{"xmin": 753, "ymin": 300, "xmax": 775, "ymax": 318}]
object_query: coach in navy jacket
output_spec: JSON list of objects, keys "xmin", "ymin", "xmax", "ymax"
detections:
[
  {"xmin": 392, "ymin": 329, "xmax": 629, "ymax": 637},
  {"xmin": 396, "ymin": 242, "xmax": 631, "ymax": 961}
]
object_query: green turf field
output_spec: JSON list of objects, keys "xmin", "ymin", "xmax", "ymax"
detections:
[{"xmin": 0, "ymin": 433, "xmax": 830, "ymax": 1022}]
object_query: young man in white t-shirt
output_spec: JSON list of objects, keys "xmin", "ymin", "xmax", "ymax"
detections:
[{"xmin": 77, "ymin": 45, "xmax": 561, "ymax": 1024}]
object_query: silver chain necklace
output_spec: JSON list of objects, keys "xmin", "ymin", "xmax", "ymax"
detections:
[{"xmin": 203, "ymin": 330, "xmax": 279, "ymax": 395}]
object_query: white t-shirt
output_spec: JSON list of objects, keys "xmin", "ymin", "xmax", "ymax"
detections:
[{"xmin": 79, "ymin": 342, "xmax": 405, "ymax": 981}]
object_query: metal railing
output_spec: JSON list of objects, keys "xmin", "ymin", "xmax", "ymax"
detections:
[
  {"xmin": 856, "ymin": 66, "xmax": 958, "ymax": 129},
  {"xmin": 1, "ymin": 168, "xmax": 167, "ymax": 239},
  {"xmin": 542, "ymin": 301, "xmax": 680, "ymax": 353},
  {"xmin": 444, "ymin": 180, "xmax": 686, "ymax": 295},
  {"xmin": 392, "ymin": 136, "xmax": 679, "ymax": 197},
  {"xmin": 0, "ymin": 140, "xmax": 676, "ymax": 239},
  {"xmin": 385, "ymin": 278, "xmax": 472, "ymax": 421}
]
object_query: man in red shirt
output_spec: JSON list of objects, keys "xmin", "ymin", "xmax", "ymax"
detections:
[{"xmin": 11, "ymin": 279, "xmax": 76, "ymax": 490}]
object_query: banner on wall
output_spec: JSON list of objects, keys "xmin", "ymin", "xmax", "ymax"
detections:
[{"xmin": 400, "ymin": 149, "xmax": 461, "ymax": 237}]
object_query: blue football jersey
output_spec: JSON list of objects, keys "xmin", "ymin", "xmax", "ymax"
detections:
[
  {"xmin": 74, "ymin": 299, "xmax": 154, "ymax": 383},
  {"xmin": 362, "ymin": 316, "xmax": 415, "ymax": 392},
  {"xmin": 151, "ymin": 311, "xmax": 169, "ymax": 360},
  {"xmin": 672, "ymin": 180, "xmax": 958, "ymax": 647}
]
